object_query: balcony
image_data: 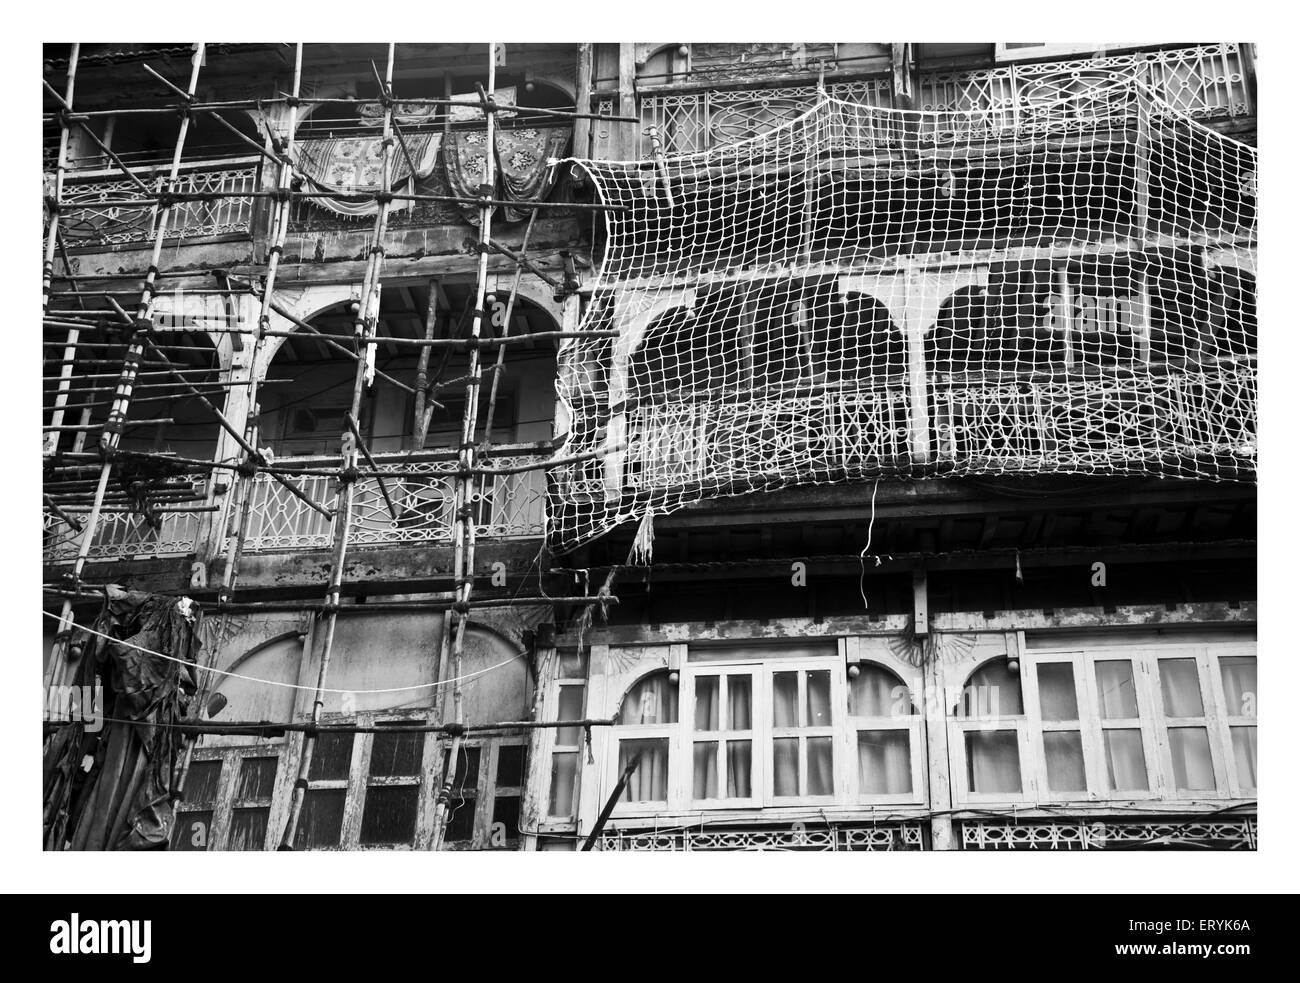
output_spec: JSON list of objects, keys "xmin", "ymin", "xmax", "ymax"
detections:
[
  {"xmin": 635, "ymin": 43, "xmax": 1252, "ymax": 156},
  {"xmin": 52, "ymin": 155, "xmax": 262, "ymax": 249},
  {"xmin": 43, "ymin": 449, "xmax": 548, "ymax": 565}
]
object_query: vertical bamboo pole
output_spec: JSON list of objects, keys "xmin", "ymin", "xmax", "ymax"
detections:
[
  {"xmin": 46, "ymin": 44, "xmax": 205, "ymax": 697},
  {"xmin": 279, "ymin": 43, "xmax": 401, "ymax": 850},
  {"xmin": 220, "ymin": 43, "xmax": 304, "ymax": 602},
  {"xmin": 430, "ymin": 42, "xmax": 499, "ymax": 851}
]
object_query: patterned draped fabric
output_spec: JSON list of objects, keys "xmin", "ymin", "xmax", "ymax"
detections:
[
  {"xmin": 444, "ymin": 125, "xmax": 572, "ymax": 224},
  {"xmin": 295, "ymin": 132, "xmax": 441, "ymax": 218}
]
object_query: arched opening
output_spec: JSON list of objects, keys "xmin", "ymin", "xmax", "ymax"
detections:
[
  {"xmin": 260, "ymin": 283, "xmax": 559, "ymax": 458},
  {"xmin": 956, "ymin": 657, "xmax": 1025, "ymax": 796},
  {"xmin": 815, "ymin": 292, "xmax": 904, "ymax": 383},
  {"xmin": 94, "ymin": 108, "xmax": 263, "ymax": 168}
]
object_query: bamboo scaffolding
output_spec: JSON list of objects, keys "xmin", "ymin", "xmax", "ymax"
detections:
[
  {"xmin": 44, "ymin": 44, "xmax": 205, "ymax": 700},
  {"xmin": 429, "ymin": 41, "xmax": 500, "ymax": 853},
  {"xmin": 277, "ymin": 44, "xmax": 401, "ymax": 851}
]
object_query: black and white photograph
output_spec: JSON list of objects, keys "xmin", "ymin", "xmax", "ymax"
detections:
[{"xmin": 4, "ymin": 3, "xmax": 1290, "ymax": 957}]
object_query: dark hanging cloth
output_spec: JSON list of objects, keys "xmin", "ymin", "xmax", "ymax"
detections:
[
  {"xmin": 443, "ymin": 125, "xmax": 573, "ymax": 225},
  {"xmin": 43, "ymin": 588, "xmax": 200, "ymax": 851}
]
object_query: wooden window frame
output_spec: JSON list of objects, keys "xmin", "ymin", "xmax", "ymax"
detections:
[
  {"xmin": 844, "ymin": 639, "xmax": 926, "ymax": 806},
  {"xmin": 543, "ymin": 650, "xmax": 588, "ymax": 821},
  {"xmin": 174, "ymin": 745, "xmax": 285, "ymax": 851},
  {"xmin": 951, "ymin": 637, "xmax": 1256, "ymax": 806},
  {"xmin": 684, "ymin": 665, "xmax": 760, "ymax": 809}
]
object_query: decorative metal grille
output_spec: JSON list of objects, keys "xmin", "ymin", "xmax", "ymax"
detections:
[
  {"xmin": 596, "ymin": 821, "xmax": 925, "ymax": 851},
  {"xmin": 57, "ymin": 158, "xmax": 261, "ymax": 247},
  {"xmin": 961, "ymin": 817, "xmax": 1257, "ymax": 850},
  {"xmin": 42, "ymin": 476, "xmax": 208, "ymax": 562},
  {"xmin": 639, "ymin": 44, "xmax": 1250, "ymax": 157},
  {"xmin": 239, "ymin": 451, "xmax": 547, "ymax": 554}
]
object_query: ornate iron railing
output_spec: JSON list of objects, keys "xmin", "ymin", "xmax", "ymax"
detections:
[
  {"xmin": 42, "ymin": 475, "xmax": 209, "ymax": 563},
  {"xmin": 54, "ymin": 156, "xmax": 261, "ymax": 247},
  {"xmin": 639, "ymin": 44, "xmax": 1251, "ymax": 155},
  {"xmin": 239, "ymin": 450, "xmax": 548, "ymax": 554},
  {"xmin": 596, "ymin": 821, "xmax": 925, "ymax": 851},
  {"xmin": 961, "ymin": 817, "xmax": 1257, "ymax": 850}
]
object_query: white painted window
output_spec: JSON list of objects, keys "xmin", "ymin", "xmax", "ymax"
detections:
[
  {"xmin": 547, "ymin": 650, "xmax": 589, "ymax": 818},
  {"xmin": 950, "ymin": 635, "xmax": 1256, "ymax": 804}
]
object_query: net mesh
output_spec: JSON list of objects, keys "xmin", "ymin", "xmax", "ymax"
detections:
[{"xmin": 549, "ymin": 79, "xmax": 1257, "ymax": 554}]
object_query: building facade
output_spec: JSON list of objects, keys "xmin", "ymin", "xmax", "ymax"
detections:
[{"xmin": 42, "ymin": 42, "xmax": 1257, "ymax": 851}]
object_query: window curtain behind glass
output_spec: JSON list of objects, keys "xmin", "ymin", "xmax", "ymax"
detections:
[
  {"xmin": 619, "ymin": 674, "xmax": 679, "ymax": 725},
  {"xmin": 962, "ymin": 661, "xmax": 1023, "ymax": 716},
  {"xmin": 966, "ymin": 731, "xmax": 1021, "ymax": 793},
  {"xmin": 1095, "ymin": 661, "xmax": 1139, "ymax": 718},
  {"xmin": 620, "ymin": 739, "xmax": 669, "ymax": 801},
  {"xmin": 858, "ymin": 730, "xmax": 911, "ymax": 794},
  {"xmin": 852, "ymin": 664, "xmax": 909, "ymax": 716},
  {"xmin": 1219, "ymin": 657, "xmax": 1257, "ymax": 717}
]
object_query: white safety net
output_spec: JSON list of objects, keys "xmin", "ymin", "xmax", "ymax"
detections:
[{"xmin": 549, "ymin": 79, "xmax": 1257, "ymax": 553}]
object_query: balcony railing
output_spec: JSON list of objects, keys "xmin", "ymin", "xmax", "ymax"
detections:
[
  {"xmin": 43, "ymin": 474, "xmax": 209, "ymax": 563},
  {"xmin": 637, "ymin": 44, "xmax": 1252, "ymax": 156},
  {"xmin": 239, "ymin": 449, "xmax": 548, "ymax": 554},
  {"xmin": 52, "ymin": 156, "xmax": 261, "ymax": 247}
]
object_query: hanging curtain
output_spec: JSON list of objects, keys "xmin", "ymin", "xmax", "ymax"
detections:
[
  {"xmin": 496, "ymin": 125, "xmax": 572, "ymax": 222},
  {"xmin": 295, "ymin": 132, "xmax": 441, "ymax": 219},
  {"xmin": 852, "ymin": 663, "xmax": 908, "ymax": 717},
  {"xmin": 443, "ymin": 122, "xmax": 571, "ymax": 225},
  {"xmin": 857, "ymin": 730, "xmax": 911, "ymax": 794},
  {"xmin": 620, "ymin": 739, "xmax": 668, "ymax": 802},
  {"xmin": 1219, "ymin": 657, "xmax": 1257, "ymax": 717},
  {"xmin": 692, "ymin": 742, "xmax": 717, "ymax": 799},
  {"xmin": 726, "ymin": 741, "xmax": 752, "ymax": 798},
  {"xmin": 1042, "ymin": 731, "xmax": 1087, "ymax": 792},
  {"xmin": 728, "ymin": 677, "xmax": 752, "ymax": 730},
  {"xmin": 1036, "ymin": 663, "xmax": 1079, "ymax": 721},
  {"xmin": 618, "ymin": 672, "xmax": 677, "ymax": 725},
  {"xmin": 694, "ymin": 676, "xmax": 720, "ymax": 730},
  {"xmin": 962, "ymin": 660, "xmax": 1024, "ymax": 717},
  {"xmin": 1102, "ymin": 729, "xmax": 1148, "ymax": 791},
  {"xmin": 966, "ymin": 731, "xmax": 1022, "ymax": 794}
]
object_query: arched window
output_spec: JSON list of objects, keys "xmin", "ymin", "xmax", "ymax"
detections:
[
  {"xmin": 848, "ymin": 661, "xmax": 920, "ymax": 797},
  {"xmin": 954, "ymin": 658, "xmax": 1025, "ymax": 796},
  {"xmin": 613, "ymin": 671, "xmax": 678, "ymax": 804}
]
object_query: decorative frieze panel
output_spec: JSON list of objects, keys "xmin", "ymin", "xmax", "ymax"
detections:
[
  {"xmin": 596, "ymin": 821, "xmax": 925, "ymax": 851},
  {"xmin": 961, "ymin": 818, "xmax": 1257, "ymax": 850}
]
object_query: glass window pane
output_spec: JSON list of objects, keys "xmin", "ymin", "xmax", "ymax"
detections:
[
  {"xmin": 1037, "ymin": 663, "xmax": 1079, "ymax": 721},
  {"xmin": 228, "ymin": 808, "xmax": 269, "ymax": 851},
  {"xmin": 694, "ymin": 676, "xmax": 720, "ymax": 731},
  {"xmin": 726, "ymin": 740, "xmax": 752, "ymax": 798},
  {"xmin": 961, "ymin": 661, "xmax": 1023, "ymax": 716},
  {"xmin": 1169, "ymin": 727, "xmax": 1216, "ymax": 791},
  {"xmin": 1095, "ymin": 661, "xmax": 1139, "ymax": 719},
  {"xmin": 557, "ymin": 650, "xmax": 588, "ymax": 679},
  {"xmin": 441, "ymin": 746, "xmax": 481, "ymax": 790},
  {"xmin": 851, "ymin": 663, "xmax": 910, "ymax": 717},
  {"xmin": 727, "ymin": 676, "xmax": 752, "ymax": 730},
  {"xmin": 692, "ymin": 741, "xmax": 718, "ymax": 799},
  {"xmin": 491, "ymin": 795, "xmax": 521, "ymax": 844},
  {"xmin": 619, "ymin": 738, "xmax": 669, "ymax": 802},
  {"xmin": 496, "ymin": 745, "xmax": 526, "ymax": 787},
  {"xmin": 236, "ymin": 757, "xmax": 278, "ymax": 804},
  {"xmin": 557, "ymin": 686, "xmax": 585, "ymax": 744},
  {"xmin": 857, "ymin": 730, "xmax": 912, "ymax": 795},
  {"xmin": 965, "ymin": 731, "xmax": 1022, "ymax": 794},
  {"xmin": 1160, "ymin": 659, "xmax": 1205, "ymax": 717},
  {"xmin": 1231, "ymin": 726, "xmax": 1257, "ymax": 791},
  {"xmin": 444, "ymin": 793, "xmax": 477, "ymax": 842},
  {"xmin": 807, "ymin": 736, "xmax": 834, "ymax": 795},
  {"xmin": 171, "ymin": 811, "xmax": 214, "ymax": 851},
  {"xmin": 309, "ymin": 732, "xmax": 354, "ymax": 781},
  {"xmin": 369, "ymin": 731, "xmax": 423, "ymax": 778},
  {"xmin": 1220, "ymin": 657, "xmax": 1257, "ymax": 718},
  {"xmin": 182, "ymin": 760, "xmax": 222, "ymax": 807},
  {"xmin": 359, "ymin": 785, "xmax": 419, "ymax": 845},
  {"xmin": 806, "ymin": 671, "xmax": 832, "ymax": 727},
  {"xmin": 773, "ymin": 672, "xmax": 798, "ymax": 728},
  {"xmin": 1103, "ymin": 729, "xmax": 1148, "ymax": 791},
  {"xmin": 618, "ymin": 673, "xmax": 677, "ymax": 725},
  {"xmin": 548, "ymin": 751, "xmax": 577, "ymax": 817},
  {"xmin": 1043, "ymin": 731, "xmax": 1087, "ymax": 792},
  {"xmin": 295, "ymin": 788, "xmax": 346, "ymax": 849},
  {"xmin": 773, "ymin": 737, "xmax": 800, "ymax": 796}
]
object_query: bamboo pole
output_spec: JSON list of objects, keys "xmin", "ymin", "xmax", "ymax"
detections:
[
  {"xmin": 278, "ymin": 43, "xmax": 401, "ymax": 850},
  {"xmin": 45, "ymin": 44, "xmax": 207, "ymax": 698},
  {"xmin": 430, "ymin": 42, "xmax": 499, "ymax": 852}
]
